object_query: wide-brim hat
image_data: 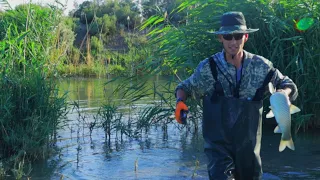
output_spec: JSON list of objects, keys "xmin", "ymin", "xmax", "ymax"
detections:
[{"xmin": 209, "ymin": 11, "xmax": 259, "ymax": 34}]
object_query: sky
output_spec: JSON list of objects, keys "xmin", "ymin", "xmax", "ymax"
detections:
[{"xmin": 7, "ymin": 0, "xmax": 85, "ymax": 15}]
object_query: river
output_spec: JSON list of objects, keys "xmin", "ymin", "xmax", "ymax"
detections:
[{"xmin": 25, "ymin": 77, "xmax": 320, "ymax": 180}]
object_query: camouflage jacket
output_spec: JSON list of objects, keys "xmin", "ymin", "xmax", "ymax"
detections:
[{"xmin": 176, "ymin": 50, "xmax": 298, "ymax": 101}]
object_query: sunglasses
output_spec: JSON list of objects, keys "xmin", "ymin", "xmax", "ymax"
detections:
[{"xmin": 222, "ymin": 33, "xmax": 244, "ymax": 41}]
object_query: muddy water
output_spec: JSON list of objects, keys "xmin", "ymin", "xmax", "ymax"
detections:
[{"xmin": 27, "ymin": 78, "xmax": 320, "ymax": 180}]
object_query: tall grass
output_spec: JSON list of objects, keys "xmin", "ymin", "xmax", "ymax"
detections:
[
  {"xmin": 0, "ymin": 69, "xmax": 67, "ymax": 159},
  {"xmin": 135, "ymin": 0, "xmax": 320, "ymax": 132},
  {"xmin": 243, "ymin": 1, "xmax": 320, "ymax": 131},
  {"xmin": 0, "ymin": 2, "xmax": 68, "ymax": 177},
  {"xmin": 93, "ymin": 76, "xmax": 176, "ymax": 145}
]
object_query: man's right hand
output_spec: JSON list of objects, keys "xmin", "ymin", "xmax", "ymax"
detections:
[{"xmin": 175, "ymin": 98, "xmax": 188, "ymax": 124}]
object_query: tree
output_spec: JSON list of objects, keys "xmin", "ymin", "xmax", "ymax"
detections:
[{"xmin": 74, "ymin": 0, "xmax": 142, "ymax": 29}]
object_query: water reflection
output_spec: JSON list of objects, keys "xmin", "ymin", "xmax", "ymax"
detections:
[
  {"xmin": 261, "ymin": 124, "xmax": 320, "ymax": 179},
  {"xmin": 24, "ymin": 78, "xmax": 320, "ymax": 180}
]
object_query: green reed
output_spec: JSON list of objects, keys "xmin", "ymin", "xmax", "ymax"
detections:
[
  {"xmin": 92, "ymin": 76, "xmax": 175, "ymax": 144},
  {"xmin": 0, "ymin": 2, "xmax": 68, "ymax": 178},
  {"xmin": 0, "ymin": 69, "xmax": 67, "ymax": 158},
  {"xmin": 138, "ymin": 0, "xmax": 320, "ymax": 132},
  {"xmin": 240, "ymin": 0, "xmax": 320, "ymax": 131}
]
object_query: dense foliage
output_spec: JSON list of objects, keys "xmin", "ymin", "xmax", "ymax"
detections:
[
  {"xmin": 139, "ymin": 0, "xmax": 320, "ymax": 131},
  {"xmin": 0, "ymin": 3, "xmax": 67, "ymax": 177}
]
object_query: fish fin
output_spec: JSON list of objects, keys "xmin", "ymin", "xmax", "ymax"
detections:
[
  {"xmin": 268, "ymin": 82, "xmax": 276, "ymax": 94},
  {"xmin": 274, "ymin": 126, "xmax": 281, "ymax": 133},
  {"xmin": 266, "ymin": 110, "xmax": 274, "ymax": 118},
  {"xmin": 279, "ymin": 138, "xmax": 295, "ymax": 152},
  {"xmin": 290, "ymin": 105, "xmax": 301, "ymax": 115}
]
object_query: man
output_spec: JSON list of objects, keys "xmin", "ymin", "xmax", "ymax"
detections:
[{"xmin": 174, "ymin": 12, "xmax": 298, "ymax": 180}]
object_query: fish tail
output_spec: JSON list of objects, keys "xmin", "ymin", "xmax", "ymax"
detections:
[{"xmin": 279, "ymin": 138, "xmax": 295, "ymax": 152}]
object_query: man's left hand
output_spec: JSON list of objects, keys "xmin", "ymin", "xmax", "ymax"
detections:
[{"xmin": 276, "ymin": 88, "xmax": 292, "ymax": 97}]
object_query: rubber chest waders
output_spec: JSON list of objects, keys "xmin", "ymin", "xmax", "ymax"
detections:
[{"xmin": 202, "ymin": 57, "xmax": 275, "ymax": 180}]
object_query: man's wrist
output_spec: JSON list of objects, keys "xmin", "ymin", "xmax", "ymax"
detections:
[
  {"xmin": 176, "ymin": 97, "xmax": 184, "ymax": 103},
  {"xmin": 277, "ymin": 88, "xmax": 291, "ymax": 96}
]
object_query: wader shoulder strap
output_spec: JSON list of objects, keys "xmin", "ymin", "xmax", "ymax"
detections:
[
  {"xmin": 209, "ymin": 56, "xmax": 218, "ymax": 81},
  {"xmin": 209, "ymin": 56, "xmax": 224, "ymax": 98},
  {"xmin": 252, "ymin": 68, "xmax": 276, "ymax": 101}
]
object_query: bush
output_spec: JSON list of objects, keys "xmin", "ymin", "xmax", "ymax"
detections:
[
  {"xmin": 91, "ymin": 36, "xmax": 104, "ymax": 56},
  {"xmin": 0, "ymin": 69, "xmax": 67, "ymax": 159},
  {"xmin": 58, "ymin": 63, "xmax": 107, "ymax": 77},
  {"xmin": 107, "ymin": 64, "xmax": 125, "ymax": 76},
  {"xmin": 0, "ymin": 3, "xmax": 68, "ymax": 163},
  {"xmin": 99, "ymin": 15, "xmax": 117, "ymax": 38}
]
